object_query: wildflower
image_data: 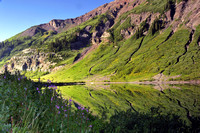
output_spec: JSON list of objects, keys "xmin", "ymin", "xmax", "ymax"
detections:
[
  {"xmin": 56, "ymin": 105, "xmax": 60, "ymax": 109},
  {"xmin": 58, "ymin": 111, "xmax": 60, "ymax": 114},
  {"xmin": 81, "ymin": 107, "xmax": 85, "ymax": 111},
  {"xmin": 51, "ymin": 97, "xmax": 53, "ymax": 101},
  {"xmin": 69, "ymin": 99, "xmax": 72, "ymax": 102},
  {"xmin": 65, "ymin": 114, "xmax": 68, "ymax": 117},
  {"xmin": 78, "ymin": 106, "xmax": 81, "ymax": 110},
  {"xmin": 18, "ymin": 78, "xmax": 20, "ymax": 81},
  {"xmin": 4, "ymin": 76, "xmax": 6, "ymax": 79},
  {"xmin": 89, "ymin": 125, "xmax": 92, "ymax": 128},
  {"xmin": 49, "ymin": 85, "xmax": 57, "ymax": 90},
  {"xmin": 64, "ymin": 110, "xmax": 67, "ymax": 112},
  {"xmin": 37, "ymin": 88, "xmax": 39, "ymax": 91},
  {"xmin": 86, "ymin": 109, "xmax": 89, "ymax": 112},
  {"xmin": 47, "ymin": 79, "xmax": 51, "ymax": 83},
  {"xmin": 24, "ymin": 88, "xmax": 27, "ymax": 91}
]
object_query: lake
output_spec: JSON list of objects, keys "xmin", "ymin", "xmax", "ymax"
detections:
[{"xmin": 58, "ymin": 83, "xmax": 200, "ymax": 125}]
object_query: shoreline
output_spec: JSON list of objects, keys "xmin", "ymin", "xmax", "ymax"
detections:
[
  {"xmin": 35, "ymin": 80, "xmax": 200, "ymax": 86},
  {"xmin": 87, "ymin": 80, "xmax": 200, "ymax": 85}
]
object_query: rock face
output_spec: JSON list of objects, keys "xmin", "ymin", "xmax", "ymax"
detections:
[
  {"xmin": 6, "ymin": 49, "xmax": 57, "ymax": 73},
  {"xmin": 20, "ymin": 0, "xmax": 200, "ymax": 44}
]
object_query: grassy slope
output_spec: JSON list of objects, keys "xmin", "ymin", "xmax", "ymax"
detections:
[
  {"xmin": 167, "ymin": 25, "xmax": 200, "ymax": 80},
  {"xmin": 42, "ymin": 24, "xmax": 200, "ymax": 82}
]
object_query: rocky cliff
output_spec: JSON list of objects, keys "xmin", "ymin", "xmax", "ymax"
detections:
[{"xmin": 2, "ymin": 49, "xmax": 58, "ymax": 73}]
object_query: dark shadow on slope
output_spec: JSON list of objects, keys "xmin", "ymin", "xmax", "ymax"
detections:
[
  {"xmin": 125, "ymin": 37, "xmax": 145, "ymax": 65},
  {"xmin": 73, "ymin": 53, "xmax": 81, "ymax": 62},
  {"xmin": 170, "ymin": 1, "xmax": 176, "ymax": 20},
  {"xmin": 175, "ymin": 30, "xmax": 194, "ymax": 64},
  {"xmin": 156, "ymin": 30, "xmax": 174, "ymax": 49}
]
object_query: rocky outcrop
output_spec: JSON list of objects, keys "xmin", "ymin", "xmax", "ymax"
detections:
[
  {"xmin": 6, "ymin": 49, "xmax": 57, "ymax": 73},
  {"xmin": 70, "ymin": 26, "xmax": 92, "ymax": 50},
  {"xmin": 20, "ymin": 27, "xmax": 47, "ymax": 38},
  {"xmin": 92, "ymin": 20, "xmax": 114, "ymax": 44},
  {"xmin": 170, "ymin": 0, "xmax": 200, "ymax": 30},
  {"xmin": 101, "ymin": 31, "xmax": 111, "ymax": 43}
]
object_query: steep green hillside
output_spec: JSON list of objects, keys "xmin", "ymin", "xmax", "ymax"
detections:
[
  {"xmin": 1, "ymin": 0, "xmax": 200, "ymax": 82},
  {"xmin": 42, "ymin": 24, "xmax": 200, "ymax": 82}
]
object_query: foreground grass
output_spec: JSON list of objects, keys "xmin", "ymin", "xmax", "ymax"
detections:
[{"xmin": 0, "ymin": 71, "xmax": 100, "ymax": 132}]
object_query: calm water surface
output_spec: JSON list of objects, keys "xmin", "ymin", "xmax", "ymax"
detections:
[{"xmin": 58, "ymin": 83, "xmax": 200, "ymax": 124}]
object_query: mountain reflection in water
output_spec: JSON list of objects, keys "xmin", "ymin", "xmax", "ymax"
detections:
[{"xmin": 58, "ymin": 84, "xmax": 200, "ymax": 125}]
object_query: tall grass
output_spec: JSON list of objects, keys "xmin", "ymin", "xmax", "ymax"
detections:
[{"xmin": 0, "ymin": 71, "xmax": 98, "ymax": 132}]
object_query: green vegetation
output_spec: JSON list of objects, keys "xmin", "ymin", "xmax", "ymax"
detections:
[
  {"xmin": 21, "ymin": 70, "xmax": 49, "ymax": 80},
  {"xmin": 166, "ymin": 25, "xmax": 200, "ymax": 80},
  {"xmin": 42, "ymin": 25, "xmax": 197, "ymax": 82},
  {"xmin": 0, "ymin": 71, "xmax": 101, "ymax": 132},
  {"xmin": 108, "ymin": 17, "xmax": 133, "ymax": 42}
]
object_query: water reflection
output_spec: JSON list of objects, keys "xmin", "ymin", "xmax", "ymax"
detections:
[{"xmin": 58, "ymin": 84, "xmax": 200, "ymax": 124}]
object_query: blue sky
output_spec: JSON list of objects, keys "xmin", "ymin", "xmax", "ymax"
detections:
[{"xmin": 0, "ymin": 0, "xmax": 113, "ymax": 42}]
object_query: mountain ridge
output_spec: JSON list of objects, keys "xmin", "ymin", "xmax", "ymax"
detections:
[
  {"xmin": 1, "ymin": 0, "xmax": 200, "ymax": 82},
  {"xmin": 20, "ymin": 0, "xmax": 145, "ymax": 37}
]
